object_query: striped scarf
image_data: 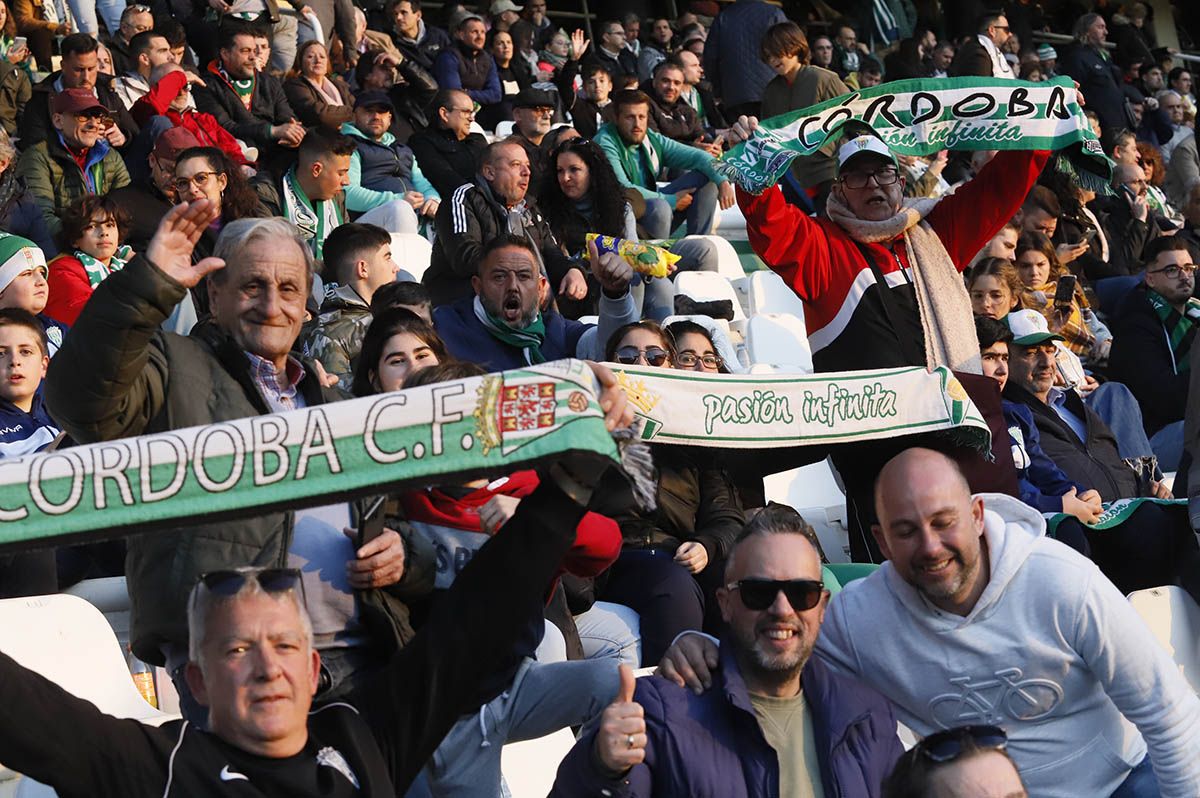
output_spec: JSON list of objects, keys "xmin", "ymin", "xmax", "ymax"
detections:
[
  {"xmin": 76, "ymin": 246, "xmax": 132, "ymax": 288},
  {"xmin": 1147, "ymin": 289, "xmax": 1199, "ymax": 373},
  {"xmin": 472, "ymin": 295, "xmax": 546, "ymax": 365}
]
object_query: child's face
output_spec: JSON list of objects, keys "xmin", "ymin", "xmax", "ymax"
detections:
[
  {"xmin": 0, "ymin": 324, "xmax": 47, "ymax": 406},
  {"xmin": 0, "ymin": 267, "xmax": 48, "ymax": 315},
  {"xmin": 75, "ymin": 212, "xmax": 119, "ymax": 261},
  {"xmin": 980, "ymin": 341, "xmax": 1009, "ymax": 391}
]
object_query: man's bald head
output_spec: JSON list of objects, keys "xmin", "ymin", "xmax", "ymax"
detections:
[{"xmin": 874, "ymin": 447, "xmax": 971, "ymax": 518}]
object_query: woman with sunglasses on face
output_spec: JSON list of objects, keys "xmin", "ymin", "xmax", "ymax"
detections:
[
  {"xmin": 600, "ymin": 321, "xmax": 745, "ymax": 665},
  {"xmin": 883, "ymin": 725, "xmax": 1027, "ymax": 798},
  {"xmin": 540, "ymin": 137, "xmax": 718, "ymax": 320}
]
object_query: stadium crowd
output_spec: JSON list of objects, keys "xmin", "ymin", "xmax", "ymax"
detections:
[{"xmin": 0, "ymin": 0, "xmax": 1198, "ymax": 795}]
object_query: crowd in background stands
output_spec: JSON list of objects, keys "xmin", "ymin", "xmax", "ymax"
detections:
[{"xmin": 0, "ymin": 0, "xmax": 1195, "ymax": 796}]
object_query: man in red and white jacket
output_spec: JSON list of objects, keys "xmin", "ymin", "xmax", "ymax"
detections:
[
  {"xmin": 728, "ymin": 115, "xmax": 1051, "ymax": 559},
  {"xmin": 132, "ymin": 64, "xmax": 252, "ymax": 169}
]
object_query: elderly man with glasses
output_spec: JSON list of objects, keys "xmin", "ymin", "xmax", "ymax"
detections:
[
  {"xmin": 726, "ymin": 116, "xmax": 1049, "ymax": 560},
  {"xmin": 552, "ymin": 503, "xmax": 903, "ymax": 797},
  {"xmin": 409, "ymin": 87, "xmax": 488, "ymax": 199},
  {"xmin": 15, "ymin": 87, "xmax": 131, "ymax": 238}
]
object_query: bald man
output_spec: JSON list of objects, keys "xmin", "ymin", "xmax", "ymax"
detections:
[{"xmin": 661, "ymin": 449, "xmax": 1200, "ymax": 798}]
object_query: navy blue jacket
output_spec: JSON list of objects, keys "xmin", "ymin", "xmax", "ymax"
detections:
[
  {"xmin": 0, "ymin": 393, "xmax": 59, "ymax": 459},
  {"xmin": 434, "ymin": 293, "xmax": 636, "ymax": 372},
  {"xmin": 551, "ymin": 645, "xmax": 902, "ymax": 798},
  {"xmin": 1004, "ymin": 399, "xmax": 1086, "ymax": 514}
]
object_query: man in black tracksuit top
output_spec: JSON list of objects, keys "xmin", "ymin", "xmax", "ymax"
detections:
[{"xmin": 0, "ymin": 469, "xmax": 616, "ymax": 797}]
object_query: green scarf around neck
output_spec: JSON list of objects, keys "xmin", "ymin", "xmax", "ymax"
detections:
[
  {"xmin": 472, "ymin": 295, "xmax": 547, "ymax": 364},
  {"xmin": 1147, "ymin": 288, "xmax": 1198, "ymax": 373}
]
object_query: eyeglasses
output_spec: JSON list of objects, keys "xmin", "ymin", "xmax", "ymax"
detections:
[
  {"xmin": 676, "ymin": 351, "xmax": 723, "ymax": 369},
  {"xmin": 912, "ymin": 725, "xmax": 1009, "ymax": 763},
  {"xmin": 725, "ymin": 578, "xmax": 825, "ymax": 611},
  {"xmin": 991, "ymin": 24, "xmax": 1010, "ymax": 32},
  {"xmin": 614, "ymin": 346, "xmax": 670, "ymax": 366},
  {"xmin": 448, "ymin": 106, "xmax": 476, "ymax": 117},
  {"xmin": 127, "ymin": 4, "xmax": 151, "ymax": 11},
  {"xmin": 199, "ymin": 567, "xmax": 303, "ymax": 597},
  {"xmin": 839, "ymin": 167, "xmax": 900, "ymax": 189},
  {"xmin": 174, "ymin": 170, "xmax": 220, "ymax": 192},
  {"xmin": 1147, "ymin": 263, "xmax": 1197, "ymax": 279},
  {"xmin": 522, "ymin": 106, "xmax": 554, "ymax": 117}
]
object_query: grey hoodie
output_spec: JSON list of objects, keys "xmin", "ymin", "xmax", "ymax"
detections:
[{"xmin": 816, "ymin": 493, "xmax": 1200, "ymax": 797}]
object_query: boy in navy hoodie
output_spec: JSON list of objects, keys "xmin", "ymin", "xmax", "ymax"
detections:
[{"xmin": 0, "ymin": 308, "xmax": 60, "ymax": 459}]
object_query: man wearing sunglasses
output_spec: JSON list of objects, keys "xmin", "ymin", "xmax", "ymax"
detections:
[
  {"xmin": 662, "ymin": 448, "xmax": 1200, "ymax": 798},
  {"xmin": 948, "ymin": 11, "xmax": 1014, "ymax": 79},
  {"xmin": 1109, "ymin": 237, "xmax": 1199, "ymax": 472},
  {"xmin": 0, "ymin": 402, "xmax": 636, "ymax": 795},
  {"xmin": 553, "ymin": 504, "xmax": 903, "ymax": 797},
  {"xmin": 727, "ymin": 116, "xmax": 1049, "ymax": 560},
  {"xmin": 15, "ymin": 87, "xmax": 131, "ymax": 239}
]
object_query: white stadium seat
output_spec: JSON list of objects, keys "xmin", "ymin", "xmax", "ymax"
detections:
[
  {"xmin": 673, "ymin": 272, "xmax": 746, "ymax": 323},
  {"xmin": 1128, "ymin": 586, "xmax": 1200, "ymax": 692},
  {"xmin": 690, "ymin": 235, "xmax": 746, "ymax": 281},
  {"xmin": 745, "ymin": 313, "xmax": 813, "ymax": 373},
  {"xmin": 500, "ymin": 728, "xmax": 577, "ymax": 797},
  {"xmin": 494, "ymin": 120, "xmax": 516, "ymax": 138},
  {"xmin": 744, "ymin": 270, "xmax": 807, "ymax": 318},
  {"xmin": 764, "ymin": 460, "xmax": 850, "ymax": 563},
  {"xmin": 391, "ymin": 233, "xmax": 433, "ymax": 283}
]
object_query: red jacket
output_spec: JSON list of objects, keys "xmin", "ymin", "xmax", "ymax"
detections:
[
  {"xmin": 44, "ymin": 254, "xmax": 96, "ymax": 326},
  {"xmin": 739, "ymin": 149, "xmax": 1051, "ymax": 372},
  {"xmin": 131, "ymin": 71, "xmax": 251, "ymax": 167},
  {"xmin": 398, "ymin": 470, "xmax": 621, "ymax": 596}
]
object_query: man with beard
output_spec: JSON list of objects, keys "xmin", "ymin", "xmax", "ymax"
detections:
[
  {"xmin": 550, "ymin": 503, "xmax": 902, "ymax": 797},
  {"xmin": 433, "ymin": 234, "xmax": 636, "ymax": 371},
  {"xmin": 660, "ymin": 449, "xmax": 1200, "ymax": 798}
]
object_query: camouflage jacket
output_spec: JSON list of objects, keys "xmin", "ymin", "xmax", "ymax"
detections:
[{"xmin": 299, "ymin": 283, "xmax": 372, "ymax": 391}]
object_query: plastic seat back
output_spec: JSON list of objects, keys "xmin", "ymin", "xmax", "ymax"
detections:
[
  {"xmin": 1128, "ymin": 586, "xmax": 1200, "ymax": 692},
  {"xmin": 391, "ymin": 233, "xmax": 434, "ymax": 283},
  {"xmin": 746, "ymin": 312, "xmax": 813, "ymax": 373}
]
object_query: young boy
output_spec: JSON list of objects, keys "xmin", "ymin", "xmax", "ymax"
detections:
[
  {"xmin": 0, "ymin": 234, "xmax": 69, "ymax": 357},
  {"xmin": 0, "ymin": 308, "xmax": 60, "ymax": 458}
]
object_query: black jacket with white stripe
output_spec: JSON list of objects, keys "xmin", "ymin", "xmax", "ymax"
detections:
[
  {"xmin": 0, "ymin": 480, "xmax": 587, "ymax": 797},
  {"xmin": 425, "ymin": 177, "xmax": 577, "ymax": 307}
]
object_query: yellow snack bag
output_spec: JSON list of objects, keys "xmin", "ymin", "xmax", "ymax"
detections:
[{"xmin": 584, "ymin": 234, "xmax": 680, "ymax": 279}]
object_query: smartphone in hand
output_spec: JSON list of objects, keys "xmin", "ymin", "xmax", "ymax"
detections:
[
  {"xmin": 1054, "ymin": 274, "xmax": 1077, "ymax": 310},
  {"xmin": 358, "ymin": 495, "xmax": 387, "ymax": 548}
]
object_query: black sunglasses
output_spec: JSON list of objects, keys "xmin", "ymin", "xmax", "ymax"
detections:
[
  {"xmin": 200, "ymin": 567, "xmax": 302, "ymax": 596},
  {"xmin": 726, "ymin": 578, "xmax": 825, "ymax": 611},
  {"xmin": 914, "ymin": 725, "xmax": 1008, "ymax": 763},
  {"xmin": 615, "ymin": 346, "xmax": 670, "ymax": 367}
]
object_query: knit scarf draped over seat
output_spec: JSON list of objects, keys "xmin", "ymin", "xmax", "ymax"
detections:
[{"xmin": 825, "ymin": 192, "xmax": 982, "ymax": 374}]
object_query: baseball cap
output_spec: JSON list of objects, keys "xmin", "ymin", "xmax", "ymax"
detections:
[
  {"xmin": 354, "ymin": 90, "xmax": 395, "ymax": 112},
  {"xmin": 513, "ymin": 87, "xmax": 556, "ymax": 109},
  {"xmin": 51, "ymin": 88, "xmax": 108, "ymax": 116},
  {"xmin": 1006, "ymin": 308, "xmax": 1065, "ymax": 346},
  {"xmin": 490, "ymin": 0, "xmax": 522, "ymax": 13},
  {"xmin": 836, "ymin": 133, "xmax": 899, "ymax": 173},
  {"xmin": 152, "ymin": 126, "xmax": 201, "ymax": 162},
  {"xmin": 449, "ymin": 9, "xmax": 483, "ymax": 29}
]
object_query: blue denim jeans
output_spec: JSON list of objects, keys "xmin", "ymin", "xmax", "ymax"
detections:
[
  {"xmin": 639, "ymin": 172, "xmax": 719, "ymax": 239},
  {"xmin": 1109, "ymin": 755, "xmax": 1160, "ymax": 798}
]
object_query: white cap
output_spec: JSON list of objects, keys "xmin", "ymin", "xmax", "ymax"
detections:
[
  {"xmin": 1006, "ymin": 308, "xmax": 1065, "ymax": 346},
  {"xmin": 836, "ymin": 134, "xmax": 899, "ymax": 172}
]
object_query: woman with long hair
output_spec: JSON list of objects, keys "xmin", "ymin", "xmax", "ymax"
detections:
[
  {"xmin": 599, "ymin": 321, "xmax": 744, "ymax": 665},
  {"xmin": 284, "ymin": 40, "xmax": 355, "ymax": 130},
  {"xmin": 351, "ymin": 307, "xmax": 450, "ymax": 396},
  {"xmin": 1136, "ymin": 140, "xmax": 1182, "ymax": 223},
  {"xmin": 1015, "ymin": 231, "xmax": 1111, "ymax": 361},
  {"xmin": 541, "ymin": 137, "xmax": 717, "ymax": 319}
]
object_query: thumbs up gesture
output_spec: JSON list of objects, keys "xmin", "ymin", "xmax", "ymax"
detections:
[{"xmin": 595, "ymin": 664, "xmax": 646, "ymax": 775}]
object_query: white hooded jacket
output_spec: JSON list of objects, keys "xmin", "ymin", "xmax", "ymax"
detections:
[{"xmin": 816, "ymin": 493, "xmax": 1200, "ymax": 797}]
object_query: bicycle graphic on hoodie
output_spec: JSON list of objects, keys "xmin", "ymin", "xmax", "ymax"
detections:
[{"xmin": 929, "ymin": 667, "xmax": 1064, "ymax": 728}]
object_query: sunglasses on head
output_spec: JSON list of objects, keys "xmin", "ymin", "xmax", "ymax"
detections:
[
  {"xmin": 913, "ymin": 724, "xmax": 1008, "ymax": 763},
  {"xmin": 615, "ymin": 346, "xmax": 670, "ymax": 366},
  {"xmin": 199, "ymin": 567, "xmax": 302, "ymax": 597},
  {"xmin": 726, "ymin": 578, "xmax": 824, "ymax": 611}
]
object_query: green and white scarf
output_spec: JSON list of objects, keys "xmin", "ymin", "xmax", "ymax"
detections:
[
  {"xmin": 716, "ymin": 76, "xmax": 1112, "ymax": 194},
  {"xmin": 281, "ymin": 168, "xmax": 342, "ymax": 261},
  {"xmin": 472, "ymin": 295, "xmax": 547, "ymax": 365},
  {"xmin": 1045, "ymin": 497, "xmax": 1187, "ymax": 536},
  {"xmin": 218, "ymin": 62, "xmax": 255, "ymax": 109},
  {"xmin": 0, "ymin": 360, "xmax": 990, "ymax": 549},
  {"xmin": 1147, "ymin": 288, "xmax": 1199, "ymax": 373},
  {"xmin": 76, "ymin": 245, "xmax": 132, "ymax": 289}
]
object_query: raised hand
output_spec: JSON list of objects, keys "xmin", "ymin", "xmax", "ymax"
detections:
[
  {"xmin": 570, "ymin": 28, "xmax": 590, "ymax": 59},
  {"xmin": 145, "ymin": 201, "xmax": 225, "ymax": 289},
  {"xmin": 595, "ymin": 665, "xmax": 646, "ymax": 775}
]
